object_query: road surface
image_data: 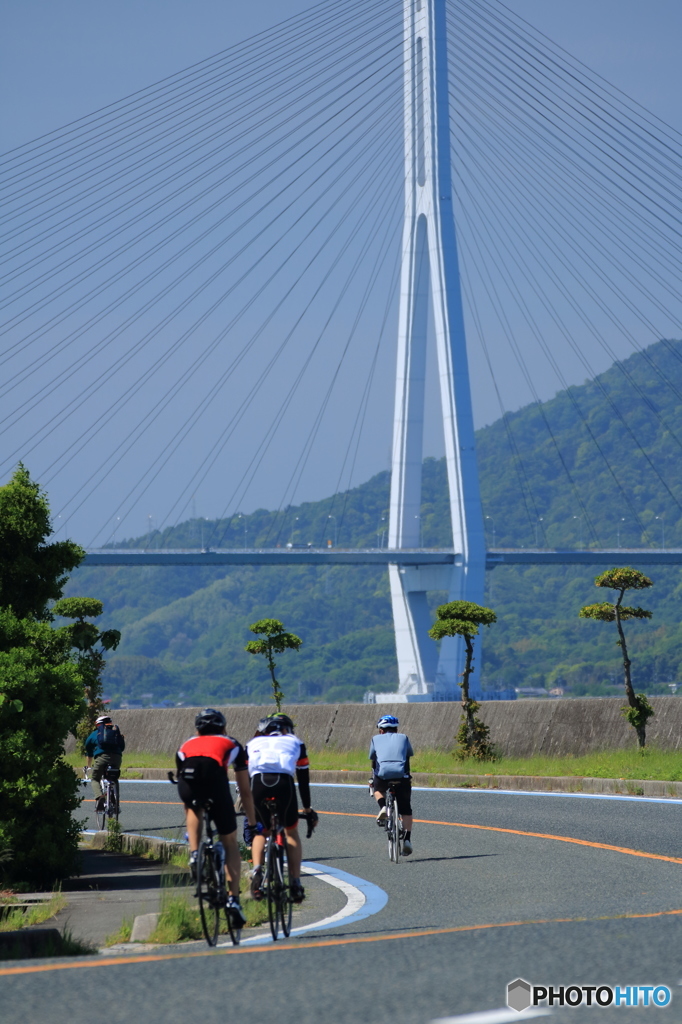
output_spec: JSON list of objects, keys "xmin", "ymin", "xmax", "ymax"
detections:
[{"xmin": 2, "ymin": 781, "xmax": 681, "ymax": 1023}]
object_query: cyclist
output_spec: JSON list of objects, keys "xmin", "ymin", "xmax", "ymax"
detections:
[
  {"xmin": 176, "ymin": 708, "xmax": 258, "ymax": 928},
  {"xmin": 84, "ymin": 714, "xmax": 125, "ymax": 813},
  {"xmin": 245, "ymin": 713, "xmax": 316, "ymax": 905},
  {"xmin": 369, "ymin": 714, "xmax": 414, "ymax": 856}
]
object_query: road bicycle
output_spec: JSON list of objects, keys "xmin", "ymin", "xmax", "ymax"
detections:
[
  {"xmin": 262, "ymin": 795, "xmax": 293, "ymax": 941},
  {"xmin": 84, "ymin": 765, "xmax": 120, "ymax": 830},
  {"xmin": 370, "ymin": 778, "xmax": 404, "ymax": 863},
  {"xmin": 168, "ymin": 772, "xmax": 241, "ymax": 947}
]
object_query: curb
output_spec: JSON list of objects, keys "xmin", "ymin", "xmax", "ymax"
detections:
[
  {"xmin": 94, "ymin": 767, "xmax": 682, "ymax": 799},
  {"xmin": 308, "ymin": 770, "xmax": 682, "ymax": 798}
]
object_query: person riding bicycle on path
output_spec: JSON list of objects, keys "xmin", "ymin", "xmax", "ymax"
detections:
[
  {"xmin": 176, "ymin": 708, "xmax": 258, "ymax": 929},
  {"xmin": 245, "ymin": 712, "xmax": 317, "ymax": 905},
  {"xmin": 85, "ymin": 714, "xmax": 125, "ymax": 813},
  {"xmin": 370, "ymin": 714, "xmax": 414, "ymax": 856}
]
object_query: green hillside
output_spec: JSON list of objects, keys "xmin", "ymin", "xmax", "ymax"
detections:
[{"xmin": 64, "ymin": 339, "xmax": 682, "ymax": 706}]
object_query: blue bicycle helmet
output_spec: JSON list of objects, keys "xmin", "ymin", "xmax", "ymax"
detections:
[{"xmin": 377, "ymin": 714, "xmax": 399, "ymax": 730}]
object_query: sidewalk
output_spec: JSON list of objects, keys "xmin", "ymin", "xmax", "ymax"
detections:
[{"xmin": 52, "ymin": 846, "xmax": 165, "ymax": 947}]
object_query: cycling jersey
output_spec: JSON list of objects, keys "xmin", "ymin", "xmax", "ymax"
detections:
[
  {"xmin": 247, "ymin": 732, "xmax": 311, "ymax": 819},
  {"xmin": 369, "ymin": 732, "xmax": 413, "ymax": 780},
  {"xmin": 177, "ymin": 734, "xmax": 247, "ymax": 771},
  {"xmin": 246, "ymin": 734, "xmax": 309, "ymax": 778}
]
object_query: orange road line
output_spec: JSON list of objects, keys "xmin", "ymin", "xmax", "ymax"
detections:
[
  {"xmin": 317, "ymin": 810, "xmax": 682, "ymax": 865},
  {"xmin": 2, "ymin": 908, "xmax": 681, "ymax": 977}
]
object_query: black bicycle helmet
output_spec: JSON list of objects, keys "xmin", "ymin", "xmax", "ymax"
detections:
[
  {"xmin": 255, "ymin": 712, "xmax": 295, "ymax": 735},
  {"xmin": 195, "ymin": 707, "xmax": 226, "ymax": 734}
]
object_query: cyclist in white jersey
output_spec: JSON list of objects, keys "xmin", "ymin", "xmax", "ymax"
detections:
[{"xmin": 245, "ymin": 713, "xmax": 316, "ymax": 903}]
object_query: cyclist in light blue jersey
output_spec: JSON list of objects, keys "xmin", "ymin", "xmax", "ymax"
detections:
[{"xmin": 369, "ymin": 714, "xmax": 414, "ymax": 856}]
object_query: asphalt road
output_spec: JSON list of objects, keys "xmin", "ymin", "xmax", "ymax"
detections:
[{"xmin": 2, "ymin": 781, "xmax": 682, "ymax": 1024}]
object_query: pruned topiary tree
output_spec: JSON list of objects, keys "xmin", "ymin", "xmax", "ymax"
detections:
[
  {"xmin": 245, "ymin": 618, "xmax": 302, "ymax": 710},
  {"xmin": 579, "ymin": 567, "xmax": 654, "ymax": 748},
  {"xmin": 429, "ymin": 600, "xmax": 498, "ymax": 760}
]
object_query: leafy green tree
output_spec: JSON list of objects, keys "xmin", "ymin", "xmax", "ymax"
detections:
[
  {"xmin": 245, "ymin": 618, "xmax": 302, "ymax": 710},
  {"xmin": 579, "ymin": 567, "xmax": 654, "ymax": 747},
  {"xmin": 52, "ymin": 598, "xmax": 121, "ymax": 751},
  {"xmin": 0, "ymin": 464, "xmax": 84, "ymax": 619},
  {"xmin": 0, "ymin": 610, "xmax": 84, "ymax": 886},
  {"xmin": 0, "ymin": 466, "xmax": 86, "ymax": 886},
  {"xmin": 429, "ymin": 601, "xmax": 497, "ymax": 760}
]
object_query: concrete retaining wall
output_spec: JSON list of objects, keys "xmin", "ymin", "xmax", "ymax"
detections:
[{"xmin": 65, "ymin": 696, "xmax": 682, "ymax": 757}]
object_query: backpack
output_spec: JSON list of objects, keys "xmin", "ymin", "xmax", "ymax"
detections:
[{"xmin": 97, "ymin": 722, "xmax": 123, "ymax": 753}]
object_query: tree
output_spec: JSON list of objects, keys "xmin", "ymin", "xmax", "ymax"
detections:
[
  {"xmin": 429, "ymin": 600, "xmax": 497, "ymax": 760},
  {"xmin": 0, "ymin": 466, "xmax": 87, "ymax": 886},
  {"xmin": 579, "ymin": 567, "xmax": 654, "ymax": 748},
  {"xmin": 52, "ymin": 598, "xmax": 121, "ymax": 751},
  {"xmin": 245, "ymin": 618, "xmax": 302, "ymax": 710},
  {"xmin": 0, "ymin": 464, "xmax": 84, "ymax": 619}
]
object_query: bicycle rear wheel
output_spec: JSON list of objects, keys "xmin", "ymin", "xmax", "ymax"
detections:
[
  {"xmin": 96, "ymin": 783, "xmax": 107, "ymax": 830},
  {"xmin": 110, "ymin": 781, "xmax": 120, "ymax": 821},
  {"xmin": 224, "ymin": 903, "xmax": 241, "ymax": 946},
  {"xmin": 276, "ymin": 842, "xmax": 292, "ymax": 937},
  {"xmin": 387, "ymin": 792, "xmax": 400, "ymax": 863},
  {"xmin": 197, "ymin": 843, "xmax": 220, "ymax": 946},
  {"xmin": 265, "ymin": 838, "xmax": 280, "ymax": 941}
]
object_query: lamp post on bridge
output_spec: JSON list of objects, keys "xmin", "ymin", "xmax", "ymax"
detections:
[
  {"xmin": 327, "ymin": 515, "xmax": 337, "ymax": 547},
  {"xmin": 655, "ymin": 515, "xmax": 665, "ymax": 549},
  {"xmin": 573, "ymin": 514, "xmax": 584, "ymax": 550},
  {"xmin": 485, "ymin": 515, "xmax": 495, "ymax": 549},
  {"xmin": 617, "ymin": 517, "xmax": 625, "ymax": 549}
]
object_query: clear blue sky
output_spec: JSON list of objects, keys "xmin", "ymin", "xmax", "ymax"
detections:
[
  {"xmin": 4, "ymin": 1, "xmax": 681, "ymax": 149},
  {"xmin": 2, "ymin": 2, "xmax": 681, "ymax": 541}
]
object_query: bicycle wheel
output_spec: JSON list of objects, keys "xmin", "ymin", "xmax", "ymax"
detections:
[
  {"xmin": 387, "ymin": 792, "xmax": 400, "ymax": 863},
  {"xmin": 197, "ymin": 842, "xmax": 220, "ymax": 946},
  {"xmin": 224, "ymin": 902, "xmax": 241, "ymax": 946},
  {"xmin": 96, "ymin": 783, "xmax": 107, "ymax": 830},
  {"xmin": 265, "ymin": 838, "xmax": 280, "ymax": 941},
  {"xmin": 110, "ymin": 781, "xmax": 120, "ymax": 821},
  {"xmin": 275, "ymin": 841, "xmax": 292, "ymax": 938}
]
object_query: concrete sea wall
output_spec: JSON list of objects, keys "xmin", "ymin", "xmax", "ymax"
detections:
[{"xmin": 66, "ymin": 696, "xmax": 682, "ymax": 757}]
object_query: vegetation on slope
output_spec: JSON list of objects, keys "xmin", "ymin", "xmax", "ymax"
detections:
[{"xmin": 64, "ymin": 339, "xmax": 682, "ymax": 706}]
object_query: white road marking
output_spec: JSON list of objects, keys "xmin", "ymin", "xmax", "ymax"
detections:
[
  {"xmin": 233, "ymin": 859, "xmax": 388, "ymax": 947},
  {"xmin": 116, "ymin": 779, "xmax": 682, "ymax": 806},
  {"xmin": 429, "ymin": 1009, "xmax": 551, "ymax": 1023}
]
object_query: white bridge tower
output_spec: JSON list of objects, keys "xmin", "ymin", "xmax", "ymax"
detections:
[{"xmin": 388, "ymin": 0, "xmax": 486, "ymax": 700}]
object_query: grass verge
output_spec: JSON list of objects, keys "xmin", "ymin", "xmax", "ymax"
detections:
[
  {"xmin": 69, "ymin": 744, "xmax": 682, "ymax": 782},
  {"xmin": 147, "ymin": 870, "xmax": 268, "ymax": 943},
  {"xmin": 0, "ymin": 891, "xmax": 66, "ymax": 932},
  {"xmin": 310, "ymin": 746, "xmax": 682, "ymax": 781}
]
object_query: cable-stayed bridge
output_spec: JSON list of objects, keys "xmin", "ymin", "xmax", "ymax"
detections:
[{"xmin": 3, "ymin": 0, "xmax": 682, "ymax": 701}]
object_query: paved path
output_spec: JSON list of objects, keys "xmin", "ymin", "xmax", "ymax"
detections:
[{"xmin": 2, "ymin": 781, "xmax": 682, "ymax": 1023}]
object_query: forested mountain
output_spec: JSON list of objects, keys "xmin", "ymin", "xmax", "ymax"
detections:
[{"xmin": 64, "ymin": 339, "xmax": 682, "ymax": 706}]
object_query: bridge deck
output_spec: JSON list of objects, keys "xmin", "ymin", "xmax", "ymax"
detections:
[{"xmin": 82, "ymin": 548, "xmax": 682, "ymax": 567}]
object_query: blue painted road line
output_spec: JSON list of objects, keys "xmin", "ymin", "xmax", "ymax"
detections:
[{"xmin": 112, "ymin": 778, "xmax": 682, "ymax": 806}]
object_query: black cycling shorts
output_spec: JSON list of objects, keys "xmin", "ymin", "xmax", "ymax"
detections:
[
  {"xmin": 373, "ymin": 774, "xmax": 412, "ymax": 816},
  {"xmin": 252, "ymin": 773, "xmax": 298, "ymax": 829},
  {"xmin": 177, "ymin": 759, "xmax": 237, "ymax": 836}
]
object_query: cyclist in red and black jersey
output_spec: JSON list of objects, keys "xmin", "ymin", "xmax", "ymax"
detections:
[{"xmin": 176, "ymin": 708, "xmax": 257, "ymax": 926}]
